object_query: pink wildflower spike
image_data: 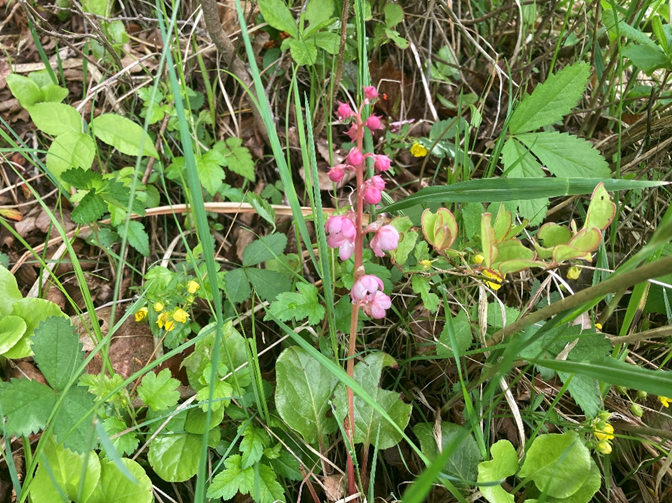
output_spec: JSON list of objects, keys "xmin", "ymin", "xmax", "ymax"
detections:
[
  {"xmin": 362, "ymin": 291, "xmax": 391, "ymax": 319},
  {"xmin": 351, "ymin": 274, "xmax": 384, "ymax": 302},
  {"xmin": 347, "ymin": 147, "xmax": 364, "ymax": 167},
  {"xmin": 325, "ymin": 214, "xmax": 357, "ymax": 260},
  {"xmin": 363, "ymin": 86, "xmax": 378, "ymax": 102},
  {"xmin": 328, "ymin": 164, "xmax": 348, "ymax": 183},
  {"xmin": 370, "ymin": 225, "xmax": 399, "ymax": 257},
  {"xmin": 373, "ymin": 154, "xmax": 391, "ymax": 172},
  {"xmin": 336, "ymin": 102, "xmax": 354, "ymax": 121},
  {"xmin": 365, "ymin": 115, "xmax": 383, "ymax": 131}
]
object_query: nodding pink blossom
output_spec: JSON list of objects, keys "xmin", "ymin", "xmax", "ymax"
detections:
[
  {"xmin": 362, "ymin": 291, "xmax": 391, "ymax": 319},
  {"xmin": 373, "ymin": 154, "xmax": 391, "ymax": 172},
  {"xmin": 346, "ymin": 124, "xmax": 359, "ymax": 142},
  {"xmin": 365, "ymin": 115, "xmax": 383, "ymax": 131},
  {"xmin": 351, "ymin": 274, "xmax": 384, "ymax": 302},
  {"xmin": 336, "ymin": 102, "xmax": 354, "ymax": 121},
  {"xmin": 328, "ymin": 164, "xmax": 348, "ymax": 183},
  {"xmin": 347, "ymin": 147, "xmax": 364, "ymax": 167},
  {"xmin": 362, "ymin": 175, "xmax": 385, "ymax": 205},
  {"xmin": 370, "ymin": 225, "xmax": 399, "ymax": 257},
  {"xmin": 363, "ymin": 86, "xmax": 378, "ymax": 102},
  {"xmin": 325, "ymin": 215, "xmax": 356, "ymax": 260}
]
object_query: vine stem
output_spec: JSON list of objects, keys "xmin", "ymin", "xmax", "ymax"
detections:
[{"xmin": 346, "ymin": 109, "xmax": 366, "ymax": 498}]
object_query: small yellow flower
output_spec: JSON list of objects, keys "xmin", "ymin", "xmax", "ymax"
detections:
[
  {"xmin": 594, "ymin": 422, "xmax": 614, "ymax": 441},
  {"xmin": 153, "ymin": 301, "xmax": 165, "ymax": 312},
  {"xmin": 567, "ymin": 265, "xmax": 581, "ymax": 280},
  {"xmin": 187, "ymin": 280, "xmax": 200, "ymax": 294},
  {"xmin": 659, "ymin": 396, "xmax": 671, "ymax": 408},
  {"xmin": 134, "ymin": 307, "xmax": 148, "ymax": 322},
  {"xmin": 473, "ymin": 254, "xmax": 484, "ymax": 265},
  {"xmin": 419, "ymin": 259, "xmax": 432, "ymax": 270},
  {"xmin": 410, "ymin": 142, "xmax": 428, "ymax": 157},
  {"xmin": 595, "ymin": 440, "xmax": 612, "ymax": 455},
  {"xmin": 164, "ymin": 319, "xmax": 176, "ymax": 332},
  {"xmin": 157, "ymin": 311, "xmax": 170, "ymax": 329},
  {"xmin": 482, "ymin": 269, "xmax": 505, "ymax": 290},
  {"xmin": 172, "ymin": 308, "xmax": 189, "ymax": 324},
  {"xmin": 595, "ymin": 323, "xmax": 603, "ymax": 331}
]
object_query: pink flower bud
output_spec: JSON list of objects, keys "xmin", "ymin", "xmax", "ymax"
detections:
[
  {"xmin": 373, "ymin": 154, "xmax": 391, "ymax": 172},
  {"xmin": 347, "ymin": 147, "xmax": 364, "ymax": 167},
  {"xmin": 363, "ymin": 291, "xmax": 391, "ymax": 319},
  {"xmin": 338, "ymin": 240, "xmax": 354, "ymax": 260},
  {"xmin": 370, "ymin": 175, "xmax": 385, "ymax": 190},
  {"xmin": 365, "ymin": 115, "xmax": 383, "ymax": 131},
  {"xmin": 370, "ymin": 225, "xmax": 399, "ymax": 257},
  {"xmin": 363, "ymin": 86, "xmax": 378, "ymax": 101},
  {"xmin": 325, "ymin": 214, "xmax": 356, "ymax": 247},
  {"xmin": 328, "ymin": 164, "xmax": 347, "ymax": 183},
  {"xmin": 336, "ymin": 101, "xmax": 354, "ymax": 121},
  {"xmin": 351, "ymin": 274, "xmax": 384, "ymax": 302},
  {"xmin": 362, "ymin": 175, "xmax": 385, "ymax": 205},
  {"xmin": 345, "ymin": 124, "xmax": 359, "ymax": 141}
]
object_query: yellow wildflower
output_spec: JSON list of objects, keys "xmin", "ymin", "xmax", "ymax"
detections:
[
  {"xmin": 187, "ymin": 280, "xmax": 200, "ymax": 294},
  {"xmin": 659, "ymin": 396, "xmax": 671, "ymax": 408},
  {"xmin": 473, "ymin": 254, "xmax": 484, "ymax": 265},
  {"xmin": 172, "ymin": 308, "xmax": 189, "ymax": 324},
  {"xmin": 410, "ymin": 142, "xmax": 428, "ymax": 157},
  {"xmin": 157, "ymin": 311, "xmax": 170, "ymax": 329},
  {"xmin": 567, "ymin": 265, "xmax": 581, "ymax": 280},
  {"xmin": 594, "ymin": 422, "xmax": 614, "ymax": 441},
  {"xmin": 134, "ymin": 307, "xmax": 148, "ymax": 322},
  {"xmin": 164, "ymin": 319, "xmax": 176, "ymax": 332},
  {"xmin": 595, "ymin": 323, "xmax": 602, "ymax": 331},
  {"xmin": 482, "ymin": 269, "xmax": 505, "ymax": 291},
  {"xmin": 595, "ymin": 440, "xmax": 612, "ymax": 455},
  {"xmin": 153, "ymin": 301, "xmax": 165, "ymax": 312},
  {"xmin": 419, "ymin": 259, "xmax": 432, "ymax": 270}
]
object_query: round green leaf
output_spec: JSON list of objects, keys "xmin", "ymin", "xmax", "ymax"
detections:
[
  {"xmin": 46, "ymin": 131, "xmax": 96, "ymax": 185},
  {"xmin": 27, "ymin": 102, "xmax": 82, "ymax": 136},
  {"xmin": 0, "ymin": 265, "xmax": 23, "ymax": 317},
  {"xmin": 4, "ymin": 298, "xmax": 67, "ymax": 359},
  {"xmin": 147, "ymin": 433, "xmax": 202, "ymax": 482},
  {"xmin": 0, "ymin": 316, "xmax": 27, "ymax": 355},
  {"xmin": 91, "ymin": 113, "xmax": 159, "ymax": 158},
  {"xmin": 84, "ymin": 457, "xmax": 153, "ymax": 503}
]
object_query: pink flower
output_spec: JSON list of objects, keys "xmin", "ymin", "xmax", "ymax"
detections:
[
  {"xmin": 328, "ymin": 164, "xmax": 348, "ymax": 183},
  {"xmin": 362, "ymin": 291, "xmax": 391, "ymax": 319},
  {"xmin": 346, "ymin": 124, "xmax": 359, "ymax": 141},
  {"xmin": 325, "ymin": 215, "xmax": 356, "ymax": 260},
  {"xmin": 336, "ymin": 102, "xmax": 354, "ymax": 121},
  {"xmin": 365, "ymin": 115, "xmax": 383, "ymax": 131},
  {"xmin": 361, "ymin": 175, "xmax": 385, "ymax": 205},
  {"xmin": 351, "ymin": 274, "xmax": 384, "ymax": 302},
  {"xmin": 373, "ymin": 154, "xmax": 391, "ymax": 172},
  {"xmin": 363, "ymin": 86, "xmax": 378, "ymax": 101},
  {"xmin": 370, "ymin": 225, "xmax": 399, "ymax": 257},
  {"xmin": 369, "ymin": 175, "xmax": 385, "ymax": 190},
  {"xmin": 347, "ymin": 147, "xmax": 364, "ymax": 167}
]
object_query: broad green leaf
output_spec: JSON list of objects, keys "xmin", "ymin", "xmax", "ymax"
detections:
[
  {"xmin": 5, "ymin": 298, "xmax": 67, "ymax": 359},
  {"xmin": 245, "ymin": 268, "xmax": 292, "ymax": 302},
  {"xmin": 72, "ymin": 191, "xmax": 108, "ymax": 225},
  {"xmin": 223, "ymin": 268, "xmax": 252, "ymax": 304},
  {"xmin": 46, "ymin": 131, "xmax": 96, "ymax": 185},
  {"xmin": 54, "ymin": 385, "xmax": 97, "ymax": 453},
  {"xmin": 311, "ymin": 31, "xmax": 340, "ymax": 54},
  {"xmin": 538, "ymin": 223, "xmax": 572, "ymax": 247},
  {"xmin": 477, "ymin": 440, "xmax": 518, "ymax": 503},
  {"xmin": 125, "ymin": 221, "xmax": 150, "ymax": 257},
  {"xmin": 240, "ymin": 424, "xmax": 269, "ymax": 468},
  {"xmin": 7, "ymin": 74, "xmax": 44, "ymax": 107},
  {"xmin": 82, "ymin": 0, "xmax": 107, "ymax": 16},
  {"xmin": 414, "ymin": 422, "xmax": 481, "ymax": 485},
  {"xmin": 91, "ymin": 114, "xmax": 159, "ymax": 158},
  {"xmin": 216, "ymin": 137, "xmax": 255, "ymax": 181},
  {"xmin": 27, "ymin": 102, "xmax": 81, "ymax": 136},
  {"xmin": 32, "ymin": 317, "xmax": 83, "ymax": 392},
  {"xmin": 258, "ymin": 0, "xmax": 299, "ymax": 38},
  {"xmin": 519, "ymin": 431, "xmax": 590, "ymax": 499},
  {"xmin": 41, "ymin": 84, "xmax": 69, "ymax": 103},
  {"xmin": 84, "ymin": 457, "xmax": 153, "ymax": 503},
  {"xmin": 267, "ymin": 282, "xmax": 325, "ymax": 324},
  {"xmin": 207, "ymin": 455, "xmax": 252, "ymax": 499},
  {"xmin": 184, "ymin": 406, "xmax": 225, "ymax": 434},
  {"xmin": 411, "ymin": 275, "xmax": 440, "ymax": 313},
  {"xmin": 196, "ymin": 379, "xmax": 233, "ymax": 411},
  {"xmin": 247, "ymin": 193, "xmax": 276, "ymax": 227},
  {"xmin": 501, "ymin": 138, "xmax": 545, "ymax": 178},
  {"xmin": 32, "ymin": 439, "xmax": 101, "ymax": 503},
  {"xmin": 558, "ymin": 372, "xmax": 602, "ymax": 418},
  {"xmin": 385, "ymin": 28, "xmax": 409, "ymax": 49},
  {"xmin": 102, "ymin": 417, "xmax": 139, "ymax": 457},
  {"xmin": 508, "ymin": 63, "xmax": 590, "ymax": 134},
  {"xmin": 334, "ymin": 353, "xmax": 412, "ymax": 449},
  {"xmin": 137, "ymin": 369, "xmax": 180, "ymax": 411},
  {"xmin": 0, "ymin": 316, "xmax": 26, "ymax": 355},
  {"xmin": 384, "ymin": 178, "xmax": 662, "ymax": 212},
  {"xmin": 516, "ymin": 132, "xmax": 610, "ymax": 179},
  {"xmin": 584, "ymin": 183, "xmax": 616, "ymax": 231},
  {"xmin": 602, "ymin": 8, "xmax": 659, "ymax": 50},
  {"xmin": 196, "ymin": 154, "xmax": 226, "ymax": 195},
  {"xmin": 275, "ymin": 346, "xmax": 339, "ymax": 444},
  {"xmin": 437, "ymin": 310, "xmax": 472, "ymax": 357},
  {"xmin": 622, "ymin": 44, "xmax": 670, "ymax": 73},
  {"xmin": 252, "ymin": 463, "xmax": 286, "ymax": 503},
  {"xmin": 304, "ymin": 0, "xmax": 334, "ymax": 35},
  {"xmin": 147, "ymin": 433, "xmax": 202, "ymax": 482},
  {"xmin": 0, "ymin": 378, "xmax": 56, "ymax": 436},
  {"xmin": 384, "ymin": 3, "xmax": 404, "ymax": 28},
  {"xmin": 243, "ymin": 233, "xmax": 288, "ymax": 266},
  {"xmin": 0, "ymin": 265, "xmax": 23, "ymax": 317},
  {"xmin": 286, "ymin": 38, "xmax": 318, "ymax": 66},
  {"xmin": 270, "ymin": 449, "xmax": 303, "ymax": 481},
  {"xmin": 525, "ymin": 459, "xmax": 601, "ymax": 503}
]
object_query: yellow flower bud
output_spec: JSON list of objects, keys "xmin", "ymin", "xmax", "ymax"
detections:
[
  {"xmin": 410, "ymin": 142, "xmax": 428, "ymax": 157},
  {"xmin": 172, "ymin": 308, "xmax": 189, "ymax": 324},
  {"xmin": 134, "ymin": 307, "xmax": 148, "ymax": 322},
  {"xmin": 595, "ymin": 323, "xmax": 603, "ymax": 331},
  {"xmin": 595, "ymin": 440, "xmax": 612, "ymax": 455},
  {"xmin": 419, "ymin": 259, "xmax": 432, "ymax": 270},
  {"xmin": 474, "ymin": 254, "xmax": 484, "ymax": 264},
  {"xmin": 153, "ymin": 301, "xmax": 165, "ymax": 312},
  {"xmin": 567, "ymin": 265, "xmax": 581, "ymax": 280},
  {"xmin": 187, "ymin": 281, "xmax": 200, "ymax": 294}
]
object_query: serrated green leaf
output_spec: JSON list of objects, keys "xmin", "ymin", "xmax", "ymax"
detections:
[
  {"xmin": 477, "ymin": 440, "xmax": 518, "ymax": 503},
  {"xmin": 27, "ymin": 102, "xmax": 82, "ymax": 136},
  {"xmin": 6, "ymin": 298, "xmax": 67, "ymax": 359},
  {"xmin": 0, "ymin": 316, "xmax": 26, "ymax": 355},
  {"xmin": 246, "ymin": 268, "xmax": 292, "ymax": 302},
  {"xmin": 218, "ymin": 137, "xmax": 255, "ymax": 181},
  {"xmin": 253, "ymin": 463, "xmax": 286, "ymax": 503},
  {"xmin": 334, "ymin": 353, "xmax": 412, "ymax": 449},
  {"xmin": 148, "ymin": 433, "xmax": 202, "ymax": 482},
  {"xmin": 243, "ymin": 233, "xmax": 288, "ymax": 266},
  {"xmin": 46, "ymin": 132, "xmax": 96, "ymax": 186},
  {"xmin": 501, "ymin": 138, "xmax": 544, "ymax": 178},
  {"xmin": 622, "ymin": 44, "xmax": 670, "ymax": 73},
  {"xmin": 102, "ymin": 417, "xmax": 139, "ymax": 457},
  {"xmin": 72, "ymin": 190, "xmax": 107, "ymax": 225},
  {"xmin": 286, "ymin": 38, "xmax": 318, "ymax": 65},
  {"xmin": 411, "ymin": 275, "xmax": 440, "ymax": 313},
  {"xmin": 123, "ymin": 220, "xmax": 149, "ymax": 256},
  {"xmin": 275, "ymin": 346, "xmax": 339, "ymax": 444},
  {"xmin": 519, "ymin": 431, "xmax": 591, "ymax": 499},
  {"xmin": 516, "ymin": 132, "xmax": 610, "ymax": 178},
  {"xmin": 223, "ymin": 268, "xmax": 252, "ymax": 304},
  {"xmin": 247, "ymin": 193, "xmax": 276, "ymax": 228},
  {"xmin": 53, "ymin": 385, "xmax": 97, "ymax": 453},
  {"xmin": 91, "ymin": 114, "xmax": 159, "ymax": 158},
  {"xmin": 7, "ymin": 74, "xmax": 44, "ymax": 107},
  {"xmin": 558, "ymin": 372, "xmax": 602, "ymax": 418},
  {"xmin": 61, "ymin": 167, "xmax": 103, "ymax": 189},
  {"xmin": 258, "ymin": 0, "xmax": 299, "ymax": 38},
  {"xmin": 196, "ymin": 379, "xmax": 233, "ymax": 411},
  {"xmin": 196, "ymin": 154, "xmax": 226, "ymax": 196},
  {"xmin": 0, "ymin": 378, "xmax": 56, "ymax": 436},
  {"xmin": 84, "ymin": 457, "xmax": 153, "ymax": 503},
  {"xmin": 240, "ymin": 424, "xmax": 269, "ymax": 468},
  {"xmin": 137, "ymin": 369, "xmax": 180, "ymax": 411},
  {"xmin": 0, "ymin": 265, "xmax": 23, "ymax": 317},
  {"xmin": 266, "ymin": 282, "xmax": 325, "ymax": 325},
  {"xmin": 32, "ymin": 317, "xmax": 83, "ymax": 392},
  {"xmin": 437, "ymin": 310, "xmax": 472, "ymax": 357},
  {"xmin": 207, "ymin": 455, "xmax": 252, "ymax": 499},
  {"xmin": 509, "ymin": 63, "xmax": 590, "ymax": 134}
]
